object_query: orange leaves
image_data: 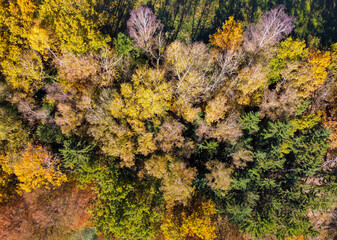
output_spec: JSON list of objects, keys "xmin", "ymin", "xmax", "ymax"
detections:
[
  {"xmin": 14, "ymin": 143, "xmax": 67, "ymax": 192},
  {"xmin": 308, "ymin": 49, "xmax": 331, "ymax": 87},
  {"xmin": 210, "ymin": 16, "xmax": 243, "ymax": 51}
]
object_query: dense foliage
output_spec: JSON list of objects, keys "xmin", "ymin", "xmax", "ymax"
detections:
[{"xmin": 1, "ymin": 1, "xmax": 337, "ymax": 240}]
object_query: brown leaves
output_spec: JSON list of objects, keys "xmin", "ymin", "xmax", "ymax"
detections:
[
  {"xmin": 161, "ymin": 161, "xmax": 197, "ymax": 207},
  {"xmin": 206, "ymin": 161, "xmax": 232, "ymax": 195},
  {"xmin": 0, "ymin": 182, "xmax": 94, "ymax": 240},
  {"xmin": 156, "ymin": 119, "xmax": 185, "ymax": 153}
]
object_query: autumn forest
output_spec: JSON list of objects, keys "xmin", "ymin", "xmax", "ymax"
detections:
[{"xmin": 1, "ymin": 0, "xmax": 337, "ymax": 239}]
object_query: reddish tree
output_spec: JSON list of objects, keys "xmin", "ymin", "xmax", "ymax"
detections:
[
  {"xmin": 0, "ymin": 182, "xmax": 95, "ymax": 240},
  {"xmin": 243, "ymin": 5, "xmax": 295, "ymax": 52}
]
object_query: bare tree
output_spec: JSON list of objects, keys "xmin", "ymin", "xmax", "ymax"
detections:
[
  {"xmin": 243, "ymin": 5, "xmax": 296, "ymax": 52},
  {"xmin": 127, "ymin": 6, "xmax": 164, "ymax": 67}
]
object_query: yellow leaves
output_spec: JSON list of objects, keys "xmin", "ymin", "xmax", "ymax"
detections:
[
  {"xmin": 172, "ymin": 100, "xmax": 201, "ymax": 123},
  {"xmin": 132, "ymin": 67, "xmax": 166, "ymax": 87},
  {"xmin": 39, "ymin": 0, "xmax": 110, "ymax": 54},
  {"xmin": 269, "ymin": 38, "xmax": 330, "ymax": 99},
  {"xmin": 137, "ymin": 132, "xmax": 156, "ymax": 156},
  {"xmin": 290, "ymin": 114, "xmax": 322, "ymax": 132},
  {"xmin": 16, "ymin": 0, "xmax": 37, "ymax": 21},
  {"xmin": 14, "ymin": 143, "xmax": 67, "ymax": 192},
  {"xmin": 2, "ymin": 50, "xmax": 44, "ymax": 93},
  {"xmin": 161, "ymin": 198, "xmax": 217, "ymax": 240},
  {"xmin": 277, "ymin": 37, "xmax": 308, "ymax": 61},
  {"xmin": 27, "ymin": 22, "xmax": 52, "ymax": 58},
  {"xmin": 110, "ymin": 68, "xmax": 172, "ymax": 132},
  {"xmin": 280, "ymin": 47, "xmax": 330, "ymax": 99},
  {"xmin": 209, "ymin": 16, "xmax": 243, "ymax": 51},
  {"xmin": 308, "ymin": 49, "xmax": 331, "ymax": 87},
  {"xmin": 181, "ymin": 200, "xmax": 217, "ymax": 240},
  {"xmin": 144, "ymin": 154, "xmax": 170, "ymax": 179},
  {"xmin": 237, "ymin": 64, "xmax": 268, "ymax": 105}
]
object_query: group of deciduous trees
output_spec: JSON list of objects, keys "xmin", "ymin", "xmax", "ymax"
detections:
[{"xmin": 1, "ymin": 1, "xmax": 337, "ymax": 240}]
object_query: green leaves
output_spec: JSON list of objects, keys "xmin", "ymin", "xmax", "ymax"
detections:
[
  {"xmin": 82, "ymin": 163, "xmax": 163, "ymax": 240},
  {"xmin": 239, "ymin": 112, "xmax": 260, "ymax": 135},
  {"xmin": 225, "ymin": 114, "xmax": 330, "ymax": 238},
  {"xmin": 60, "ymin": 139, "xmax": 94, "ymax": 171}
]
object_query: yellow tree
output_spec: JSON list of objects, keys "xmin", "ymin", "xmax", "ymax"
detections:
[
  {"xmin": 209, "ymin": 16, "xmax": 243, "ymax": 51},
  {"xmin": 14, "ymin": 143, "xmax": 67, "ymax": 192},
  {"xmin": 308, "ymin": 49, "xmax": 331, "ymax": 87},
  {"xmin": 0, "ymin": 0, "xmax": 49, "ymax": 93},
  {"xmin": 39, "ymin": 0, "xmax": 110, "ymax": 54},
  {"xmin": 161, "ymin": 197, "xmax": 218, "ymax": 240},
  {"xmin": 110, "ymin": 67, "xmax": 172, "ymax": 133}
]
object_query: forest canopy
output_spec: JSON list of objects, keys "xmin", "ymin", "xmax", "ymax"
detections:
[{"xmin": 1, "ymin": 1, "xmax": 337, "ymax": 240}]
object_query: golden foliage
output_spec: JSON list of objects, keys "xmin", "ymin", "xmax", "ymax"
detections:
[
  {"xmin": 39, "ymin": 0, "xmax": 110, "ymax": 54},
  {"xmin": 276, "ymin": 37, "xmax": 308, "ymax": 61},
  {"xmin": 308, "ymin": 49, "xmax": 331, "ymax": 87},
  {"xmin": 1, "ymin": 50, "xmax": 45, "ymax": 93},
  {"xmin": 161, "ymin": 198, "xmax": 217, "ymax": 240},
  {"xmin": 110, "ymin": 68, "xmax": 172, "ymax": 133},
  {"xmin": 137, "ymin": 132, "xmax": 157, "ymax": 156},
  {"xmin": 210, "ymin": 16, "xmax": 243, "ymax": 51},
  {"xmin": 14, "ymin": 143, "xmax": 67, "ymax": 192},
  {"xmin": 144, "ymin": 154, "xmax": 171, "ymax": 179},
  {"xmin": 236, "ymin": 64, "xmax": 268, "ymax": 105},
  {"xmin": 205, "ymin": 93, "xmax": 230, "ymax": 124}
]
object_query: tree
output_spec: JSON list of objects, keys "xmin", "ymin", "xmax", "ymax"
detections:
[
  {"xmin": 205, "ymin": 160, "xmax": 232, "ymax": 196},
  {"xmin": 109, "ymin": 67, "xmax": 172, "ymax": 133},
  {"xmin": 161, "ymin": 161, "xmax": 197, "ymax": 207},
  {"xmin": 243, "ymin": 5, "xmax": 296, "ymax": 52},
  {"xmin": 0, "ymin": 182, "xmax": 95, "ymax": 240},
  {"xmin": 39, "ymin": 0, "xmax": 110, "ymax": 54},
  {"xmin": 144, "ymin": 154, "xmax": 170, "ymax": 179},
  {"xmin": 209, "ymin": 16, "xmax": 243, "ymax": 51},
  {"xmin": 78, "ymin": 162, "xmax": 163, "ymax": 240},
  {"xmin": 60, "ymin": 139, "xmax": 94, "ymax": 172},
  {"xmin": 160, "ymin": 197, "xmax": 217, "ymax": 240},
  {"xmin": 0, "ymin": 105, "xmax": 29, "ymax": 202},
  {"xmin": 155, "ymin": 119, "xmax": 186, "ymax": 153},
  {"xmin": 14, "ymin": 143, "xmax": 67, "ymax": 192},
  {"xmin": 1, "ymin": 50, "xmax": 45, "ymax": 93},
  {"xmin": 165, "ymin": 40, "xmax": 212, "ymax": 121},
  {"xmin": 225, "ymin": 112, "xmax": 330, "ymax": 239},
  {"xmin": 127, "ymin": 6, "xmax": 164, "ymax": 66}
]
